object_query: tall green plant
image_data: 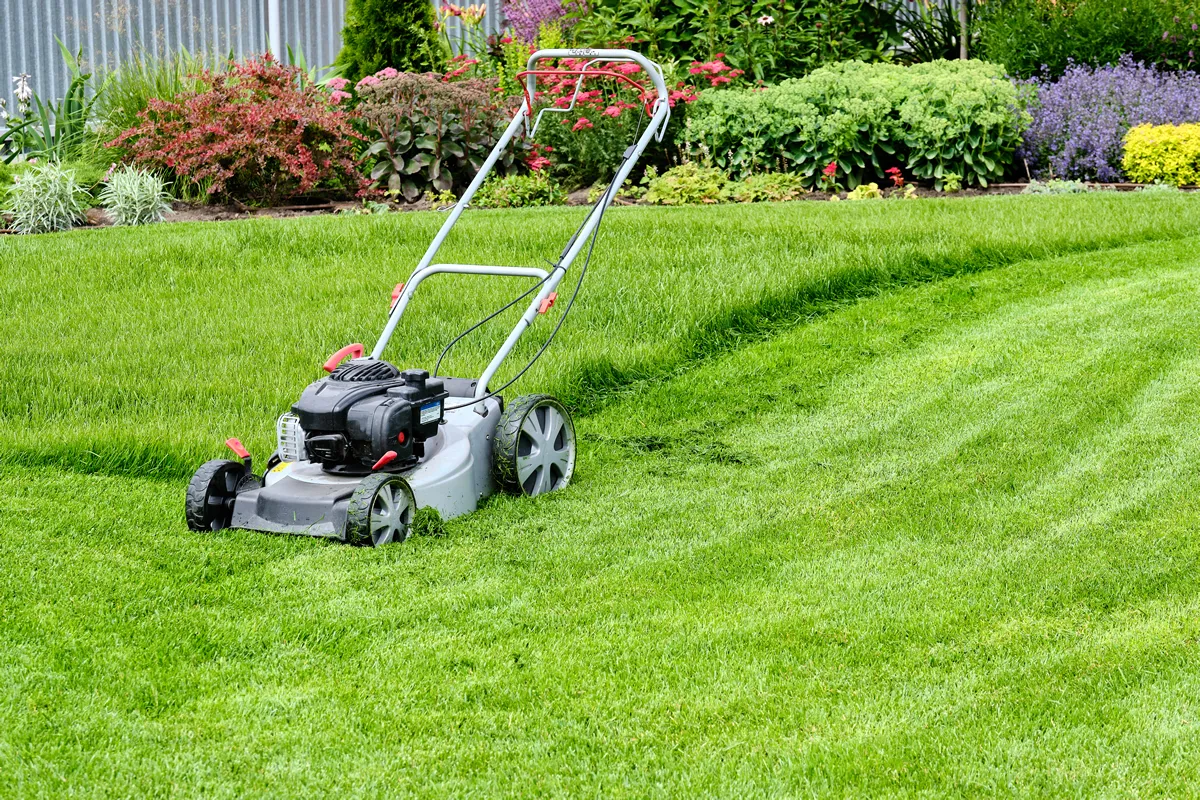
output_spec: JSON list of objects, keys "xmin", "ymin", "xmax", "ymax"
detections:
[
  {"xmin": 336, "ymin": 0, "xmax": 443, "ymax": 82},
  {"xmin": 94, "ymin": 48, "xmax": 210, "ymax": 138},
  {"xmin": 3, "ymin": 41, "xmax": 101, "ymax": 163},
  {"xmin": 572, "ymin": 0, "xmax": 898, "ymax": 82}
]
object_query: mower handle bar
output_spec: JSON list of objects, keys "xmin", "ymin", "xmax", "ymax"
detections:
[{"xmin": 371, "ymin": 49, "xmax": 671, "ymax": 399}]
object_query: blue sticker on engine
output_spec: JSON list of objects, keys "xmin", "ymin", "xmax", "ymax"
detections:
[{"xmin": 420, "ymin": 401, "xmax": 441, "ymax": 425}]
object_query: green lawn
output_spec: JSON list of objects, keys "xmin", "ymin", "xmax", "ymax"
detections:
[{"xmin": 4, "ymin": 196, "xmax": 1200, "ymax": 796}]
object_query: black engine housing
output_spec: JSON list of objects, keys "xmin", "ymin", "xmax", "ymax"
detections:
[{"xmin": 292, "ymin": 360, "xmax": 448, "ymax": 474}]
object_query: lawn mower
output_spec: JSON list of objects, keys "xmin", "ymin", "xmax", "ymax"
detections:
[{"xmin": 185, "ymin": 49, "xmax": 672, "ymax": 545}]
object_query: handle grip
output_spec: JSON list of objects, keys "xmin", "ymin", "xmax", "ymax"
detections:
[{"xmin": 323, "ymin": 343, "xmax": 364, "ymax": 372}]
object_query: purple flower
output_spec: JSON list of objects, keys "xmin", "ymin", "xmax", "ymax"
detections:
[
  {"xmin": 503, "ymin": 0, "xmax": 585, "ymax": 43},
  {"xmin": 1019, "ymin": 57, "xmax": 1200, "ymax": 181}
]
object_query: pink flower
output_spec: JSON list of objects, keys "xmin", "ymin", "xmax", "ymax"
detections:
[
  {"xmin": 823, "ymin": 161, "xmax": 838, "ymax": 177},
  {"xmin": 356, "ymin": 75, "xmax": 381, "ymax": 88},
  {"xmin": 527, "ymin": 155, "xmax": 551, "ymax": 170},
  {"xmin": 326, "ymin": 77, "xmax": 350, "ymax": 90},
  {"xmin": 614, "ymin": 62, "xmax": 641, "ymax": 75},
  {"xmin": 602, "ymin": 105, "xmax": 623, "ymax": 118},
  {"xmin": 571, "ymin": 117, "xmax": 594, "ymax": 132},
  {"xmin": 330, "ymin": 90, "xmax": 351, "ymax": 103},
  {"xmin": 375, "ymin": 67, "xmax": 399, "ymax": 79}
]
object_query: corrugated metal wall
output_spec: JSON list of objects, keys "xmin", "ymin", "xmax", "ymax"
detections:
[{"xmin": 0, "ymin": 0, "xmax": 346, "ymax": 115}]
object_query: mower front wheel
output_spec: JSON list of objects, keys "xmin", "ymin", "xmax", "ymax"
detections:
[
  {"xmin": 492, "ymin": 394, "xmax": 576, "ymax": 496},
  {"xmin": 344, "ymin": 473, "xmax": 416, "ymax": 546},
  {"xmin": 186, "ymin": 459, "xmax": 257, "ymax": 532}
]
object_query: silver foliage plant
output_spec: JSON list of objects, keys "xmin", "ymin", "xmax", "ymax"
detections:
[
  {"xmin": 100, "ymin": 165, "xmax": 172, "ymax": 226},
  {"xmin": 4, "ymin": 162, "xmax": 89, "ymax": 234}
]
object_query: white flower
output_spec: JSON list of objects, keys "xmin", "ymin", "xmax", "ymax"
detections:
[
  {"xmin": 12, "ymin": 73, "xmax": 32, "ymax": 114},
  {"xmin": 757, "ymin": 14, "xmax": 775, "ymax": 25}
]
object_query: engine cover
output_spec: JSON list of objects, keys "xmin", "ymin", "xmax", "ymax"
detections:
[{"xmin": 291, "ymin": 360, "xmax": 448, "ymax": 474}]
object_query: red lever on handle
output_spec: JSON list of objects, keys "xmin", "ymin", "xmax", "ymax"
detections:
[
  {"xmin": 538, "ymin": 292, "xmax": 558, "ymax": 314},
  {"xmin": 390, "ymin": 283, "xmax": 405, "ymax": 310},
  {"xmin": 323, "ymin": 343, "xmax": 364, "ymax": 372}
]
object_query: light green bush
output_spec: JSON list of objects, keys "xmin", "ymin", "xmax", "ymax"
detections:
[
  {"xmin": 722, "ymin": 172, "xmax": 809, "ymax": 203},
  {"xmin": 685, "ymin": 60, "xmax": 1030, "ymax": 190},
  {"xmin": 3, "ymin": 162, "xmax": 90, "ymax": 234},
  {"xmin": 1022, "ymin": 179, "xmax": 1090, "ymax": 195},
  {"xmin": 99, "ymin": 165, "xmax": 173, "ymax": 225},
  {"xmin": 643, "ymin": 163, "xmax": 728, "ymax": 205},
  {"xmin": 471, "ymin": 171, "xmax": 565, "ymax": 209}
]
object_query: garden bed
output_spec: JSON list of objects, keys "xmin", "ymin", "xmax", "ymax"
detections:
[{"xmin": 27, "ymin": 182, "xmax": 1186, "ymax": 231}]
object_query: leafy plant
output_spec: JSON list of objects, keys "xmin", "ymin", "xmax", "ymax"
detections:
[
  {"xmin": 110, "ymin": 56, "xmax": 367, "ymax": 206},
  {"xmin": 356, "ymin": 71, "xmax": 519, "ymax": 202},
  {"xmin": 686, "ymin": 59, "xmax": 1029, "ymax": 190},
  {"xmin": 4, "ymin": 42, "xmax": 101, "ymax": 164},
  {"xmin": 887, "ymin": 0, "xmax": 977, "ymax": 63},
  {"xmin": 643, "ymin": 162, "xmax": 727, "ymax": 204},
  {"xmin": 1123, "ymin": 123, "xmax": 1200, "ymax": 187},
  {"xmin": 1019, "ymin": 58, "xmax": 1200, "ymax": 182},
  {"xmin": 336, "ymin": 0, "xmax": 442, "ymax": 82},
  {"xmin": 940, "ymin": 172, "xmax": 962, "ymax": 192},
  {"xmin": 846, "ymin": 181, "xmax": 883, "ymax": 200},
  {"xmin": 1021, "ymin": 179, "xmax": 1090, "ymax": 194},
  {"xmin": 976, "ymin": 0, "xmax": 1198, "ymax": 77},
  {"xmin": 3, "ymin": 162, "xmax": 89, "ymax": 234},
  {"xmin": 722, "ymin": 171, "xmax": 808, "ymax": 202},
  {"xmin": 471, "ymin": 171, "xmax": 566, "ymax": 208},
  {"xmin": 99, "ymin": 166, "xmax": 173, "ymax": 225},
  {"xmin": 572, "ymin": 0, "xmax": 898, "ymax": 83},
  {"xmin": 94, "ymin": 49, "xmax": 210, "ymax": 145}
]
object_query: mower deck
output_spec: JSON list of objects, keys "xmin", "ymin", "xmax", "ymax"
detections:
[{"xmin": 229, "ymin": 395, "xmax": 503, "ymax": 540}]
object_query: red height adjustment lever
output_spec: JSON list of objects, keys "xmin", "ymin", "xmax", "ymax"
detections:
[
  {"xmin": 323, "ymin": 343, "xmax": 364, "ymax": 373},
  {"xmin": 538, "ymin": 292, "xmax": 558, "ymax": 314},
  {"xmin": 225, "ymin": 437, "xmax": 252, "ymax": 472}
]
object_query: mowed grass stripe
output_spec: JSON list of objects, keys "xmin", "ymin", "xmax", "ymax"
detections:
[
  {"xmin": 3, "ymin": 193, "xmax": 1200, "ymax": 479},
  {"xmin": 4, "ymin": 234, "xmax": 1200, "ymax": 795}
]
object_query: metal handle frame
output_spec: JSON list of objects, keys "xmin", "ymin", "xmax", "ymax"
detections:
[{"xmin": 370, "ymin": 49, "xmax": 671, "ymax": 400}]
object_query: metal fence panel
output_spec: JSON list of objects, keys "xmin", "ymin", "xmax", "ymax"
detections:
[{"xmin": 0, "ymin": 0, "xmax": 348, "ymax": 118}]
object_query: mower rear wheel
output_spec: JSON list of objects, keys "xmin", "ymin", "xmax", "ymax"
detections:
[
  {"xmin": 344, "ymin": 473, "xmax": 415, "ymax": 546},
  {"xmin": 493, "ymin": 394, "xmax": 576, "ymax": 496},
  {"xmin": 186, "ymin": 459, "xmax": 256, "ymax": 532}
]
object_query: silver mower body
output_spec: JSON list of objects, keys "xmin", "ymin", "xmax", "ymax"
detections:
[{"xmin": 230, "ymin": 394, "xmax": 503, "ymax": 540}]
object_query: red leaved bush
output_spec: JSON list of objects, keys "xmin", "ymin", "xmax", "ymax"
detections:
[{"xmin": 109, "ymin": 56, "xmax": 369, "ymax": 206}]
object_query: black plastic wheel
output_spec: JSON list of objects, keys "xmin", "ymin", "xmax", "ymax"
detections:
[
  {"xmin": 344, "ymin": 473, "xmax": 416, "ymax": 546},
  {"xmin": 186, "ymin": 459, "xmax": 256, "ymax": 532},
  {"xmin": 492, "ymin": 394, "xmax": 576, "ymax": 496}
]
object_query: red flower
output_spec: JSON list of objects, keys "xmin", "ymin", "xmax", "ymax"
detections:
[
  {"xmin": 571, "ymin": 117, "xmax": 594, "ymax": 132},
  {"xmin": 823, "ymin": 161, "xmax": 838, "ymax": 177}
]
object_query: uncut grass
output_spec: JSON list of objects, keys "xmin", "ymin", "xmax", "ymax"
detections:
[
  {"xmin": 4, "ymin": 236, "xmax": 1200, "ymax": 795},
  {"xmin": 3, "ymin": 193, "xmax": 1200, "ymax": 479}
]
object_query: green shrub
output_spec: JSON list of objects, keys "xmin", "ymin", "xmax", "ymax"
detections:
[
  {"xmin": 846, "ymin": 181, "xmax": 883, "ymax": 200},
  {"xmin": 336, "ymin": 0, "xmax": 441, "ymax": 82},
  {"xmin": 1122, "ymin": 123, "xmax": 1200, "ymax": 187},
  {"xmin": 100, "ymin": 166, "xmax": 173, "ymax": 225},
  {"xmin": 1021, "ymin": 179, "xmax": 1089, "ymax": 195},
  {"xmin": 685, "ymin": 59, "xmax": 1029, "ymax": 190},
  {"xmin": 643, "ymin": 163, "xmax": 728, "ymax": 205},
  {"xmin": 722, "ymin": 172, "xmax": 809, "ymax": 202},
  {"xmin": 3, "ymin": 162, "xmax": 90, "ymax": 234},
  {"xmin": 356, "ymin": 72, "xmax": 518, "ymax": 202},
  {"xmin": 471, "ymin": 171, "xmax": 565, "ymax": 208},
  {"xmin": 95, "ymin": 50, "xmax": 209, "ymax": 147},
  {"xmin": 573, "ymin": 0, "xmax": 898, "ymax": 82},
  {"xmin": 977, "ymin": 0, "xmax": 1199, "ymax": 77}
]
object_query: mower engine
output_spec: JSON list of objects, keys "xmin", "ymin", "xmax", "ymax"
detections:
[{"xmin": 281, "ymin": 360, "xmax": 448, "ymax": 475}]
